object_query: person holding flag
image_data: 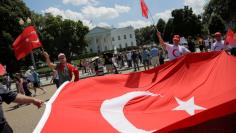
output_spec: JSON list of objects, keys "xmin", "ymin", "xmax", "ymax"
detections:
[
  {"xmin": 42, "ymin": 52, "xmax": 79, "ymax": 87},
  {"xmin": 157, "ymin": 32, "xmax": 190, "ymax": 61}
]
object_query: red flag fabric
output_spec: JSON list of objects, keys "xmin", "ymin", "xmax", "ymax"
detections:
[
  {"xmin": 225, "ymin": 28, "xmax": 236, "ymax": 45},
  {"xmin": 0, "ymin": 64, "xmax": 6, "ymax": 76},
  {"xmin": 12, "ymin": 26, "xmax": 42, "ymax": 60},
  {"xmin": 140, "ymin": 0, "xmax": 149, "ymax": 18},
  {"xmin": 34, "ymin": 51, "xmax": 236, "ymax": 133}
]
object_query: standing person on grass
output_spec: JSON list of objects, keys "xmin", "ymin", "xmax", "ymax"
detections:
[
  {"xmin": 157, "ymin": 32, "xmax": 190, "ymax": 61},
  {"xmin": 142, "ymin": 46, "xmax": 150, "ymax": 70},
  {"xmin": 43, "ymin": 52, "xmax": 79, "ymax": 86},
  {"xmin": 150, "ymin": 44, "xmax": 160, "ymax": 67},
  {"xmin": 31, "ymin": 67, "xmax": 46, "ymax": 96},
  {"xmin": 50, "ymin": 70, "xmax": 60, "ymax": 88}
]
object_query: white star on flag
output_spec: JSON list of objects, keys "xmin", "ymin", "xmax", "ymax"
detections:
[{"xmin": 172, "ymin": 97, "xmax": 206, "ymax": 116}]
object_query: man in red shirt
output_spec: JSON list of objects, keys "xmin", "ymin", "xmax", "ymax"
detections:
[{"xmin": 43, "ymin": 52, "xmax": 79, "ymax": 87}]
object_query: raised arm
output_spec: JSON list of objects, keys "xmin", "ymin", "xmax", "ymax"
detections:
[
  {"xmin": 157, "ymin": 32, "xmax": 167, "ymax": 49},
  {"xmin": 42, "ymin": 51, "xmax": 56, "ymax": 69}
]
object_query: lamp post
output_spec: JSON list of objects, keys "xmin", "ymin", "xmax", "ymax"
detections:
[{"xmin": 18, "ymin": 17, "xmax": 36, "ymax": 69}]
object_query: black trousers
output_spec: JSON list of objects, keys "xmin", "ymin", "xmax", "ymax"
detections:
[
  {"xmin": 231, "ymin": 48, "xmax": 236, "ymax": 56},
  {"xmin": 0, "ymin": 123, "xmax": 13, "ymax": 133}
]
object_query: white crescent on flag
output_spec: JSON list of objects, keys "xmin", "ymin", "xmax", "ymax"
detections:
[{"xmin": 100, "ymin": 91, "xmax": 161, "ymax": 133}]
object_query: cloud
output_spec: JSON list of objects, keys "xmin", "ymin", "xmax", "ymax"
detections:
[
  {"xmin": 114, "ymin": 4, "xmax": 131, "ymax": 13},
  {"xmin": 154, "ymin": 9, "xmax": 173, "ymax": 22},
  {"xmin": 97, "ymin": 22, "xmax": 111, "ymax": 28},
  {"xmin": 81, "ymin": 5, "xmax": 130, "ymax": 20},
  {"xmin": 118, "ymin": 20, "xmax": 151, "ymax": 29},
  {"xmin": 43, "ymin": 7, "xmax": 84, "ymax": 20},
  {"xmin": 183, "ymin": 0, "xmax": 208, "ymax": 14},
  {"xmin": 43, "ymin": 7, "xmax": 95, "ymax": 29},
  {"xmin": 62, "ymin": 0, "xmax": 98, "ymax": 6}
]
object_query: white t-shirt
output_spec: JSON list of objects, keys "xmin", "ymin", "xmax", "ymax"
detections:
[
  {"xmin": 204, "ymin": 39, "xmax": 209, "ymax": 47},
  {"xmin": 127, "ymin": 52, "xmax": 132, "ymax": 60},
  {"xmin": 166, "ymin": 43, "xmax": 190, "ymax": 61},
  {"xmin": 25, "ymin": 70, "xmax": 34, "ymax": 82},
  {"xmin": 211, "ymin": 40, "xmax": 226, "ymax": 51}
]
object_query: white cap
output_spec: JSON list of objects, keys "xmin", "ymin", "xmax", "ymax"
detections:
[{"xmin": 58, "ymin": 53, "xmax": 65, "ymax": 58}]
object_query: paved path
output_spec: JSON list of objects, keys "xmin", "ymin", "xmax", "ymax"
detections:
[{"xmin": 3, "ymin": 85, "xmax": 56, "ymax": 133}]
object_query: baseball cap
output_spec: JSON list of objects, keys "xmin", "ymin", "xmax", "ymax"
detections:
[
  {"xmin": 58, "ymin": 53, "xmax": 65, "ymax": 58},
  {"xmin": 214, "ymin": 32, "xmax": 222, "ymax": 37}
]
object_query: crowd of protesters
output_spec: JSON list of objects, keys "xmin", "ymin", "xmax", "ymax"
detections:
[{"xmin": 75, "ymin": 31, "xmax": 236, "ymax": 77}]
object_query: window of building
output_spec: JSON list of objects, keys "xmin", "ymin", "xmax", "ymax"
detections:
[
  {"xmin": 131, "ymin": 41, "xmax": 134, "ymax": 46},
  {"xmin": 97, "ymin": 46, "xmax": 101, "ymax": 53},
  {"xmin": 112, "ymin": 37, "xmax": 115, "ymax": 41},
  {"xmin": 118, "ymin": 36, "xmax": 120, "ymax": 40},
  {"xmin": 90, "ymin": 48, "xmax": 93, "ymax": 52},
  {"xmin": 104, "ymin": 38, "xmax": 106, "ymax": 42},
  {"xmin": 119, "ymin": 44, "xmax": 122, "ymax": 49},
  {"xmin": 124, "ymin": 35, "xmax": 126, "ymax": 39},
  {"xmin": 105, "ymin": 46, "xmax": 108, "ymax": 51},
  {"xmin": 130, "ymin": 34, "xmax": 132, "ymax": 38},
  {"xmin": 125, "ymin": 43, "xmax": 128, "ymax": 48},
  {"xmin": 96, "ymin": 38, "xmax": 99, "ymax": 44}
]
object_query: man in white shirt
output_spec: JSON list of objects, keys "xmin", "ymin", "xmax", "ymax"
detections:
[
  {"xmin": 126, "ymin": 51, "xmax": 132, "ymax": 67},
  {"xmin": 157, "ymin": 32, "xmax": 190, "ymax": 61},
  {"xmin": 25, "ymin": 66, "xmax": 34, "ymax": 82},
  {"xmin": 211, "ymin": 32, "xmax": 228, "ymax": 51}
]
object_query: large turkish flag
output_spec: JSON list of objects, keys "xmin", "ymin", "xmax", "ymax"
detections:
[
  {"xmin": 12, "ymin": 26, "xmax": 42, "ymax": 60},
  {"xmin": 34, "ymin": 51, "xmax": 236, "ymax": 133}
]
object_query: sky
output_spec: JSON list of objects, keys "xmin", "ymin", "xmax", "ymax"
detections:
[{"xmin": 23, "ymin": 0, "xmax": 209, "ymax": 29}]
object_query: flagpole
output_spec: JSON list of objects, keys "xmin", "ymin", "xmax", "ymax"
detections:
[
  {"xmin": 31, "ymin": 52, "xmax": 36, "ymax": 69},
  {"xmin": 148, "ymin": 6, "xmax": 159, "ymax": 33}
]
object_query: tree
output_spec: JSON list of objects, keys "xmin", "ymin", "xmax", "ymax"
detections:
[
  {"xmin": 57, "ymin": 19, "xmax": 89, "ymax": 61},
  {"xmin": 203, "ymin": 0, "xmax": 235, "ymax": 32},
  {"xmin": 135, "ymin": 25, "xmax": 159, "ymax": 46},
  {"xmin": 208, "ymin": 15, "xmax": 226, "ymax": 34},
  {"xmin": 0, "ymin": 0, "xmax": 89, "ymax": 74},
  {"xmin": 171, "ymin": 6, "xmax": 202, "ymax": 37},
  {"xmin": 0, "ymin": 0, "xmax": 32, "ymax": 75},
  {"xmin": 163, "ymin": 18, "xmax": 174, "ymax": 42},
  {"xmin": 203, "ymin": 0, "xmax": 233, "ymax": 25},
  {"xmin": 156, "ymin": 19, "xmax": 166, "ymax": 33}
]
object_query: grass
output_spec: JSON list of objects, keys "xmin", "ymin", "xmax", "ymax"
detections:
[
  {"xmin": 72, "ymin": 60, "xmax": 80, "ymax": 65},
  {"xmin": 36, "ymin": 67, "xmax": 52, "ymax": 74}
]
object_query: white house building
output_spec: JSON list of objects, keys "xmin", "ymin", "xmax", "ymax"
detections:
[{"xmin": 86, "ymin": 26, "xmax": 137, "ymax": 53}]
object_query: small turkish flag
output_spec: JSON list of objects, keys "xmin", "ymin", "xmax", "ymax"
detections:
[
  {"xmin": 225, "ymin": 28, "xmax": 236, "ymax": 45},
  {"xmin": 12, "ymin": 26, "xmax": 42, "ymax": 60},
  {"xmin": 0, "ymin": 64, "xmax": 6, "ymax": 76},
  {"xmin": 34, "ymin": 51, "xmax": 236, "ymax": 133},
  {"xmin": 140, "ymin": 0, "xmax": 149, "ymax": 19}
]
